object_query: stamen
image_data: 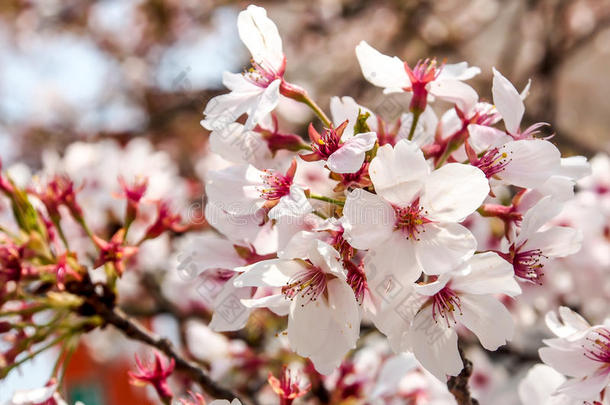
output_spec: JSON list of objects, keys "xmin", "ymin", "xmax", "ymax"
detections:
[
  {"xmin": 259, "ymin": 170, "xmax": 292, "ymax": 201},
  {"xmin": 405, "ymin": 58, "xmax": 443, "ymax": 84},
  {"xmin": 583, "ymin": 328, "xmax": 610, "ymax": 364},
  {"xmin": 345, "ymin": 260, "xmax": 367, "ymax": 304},
  {"xmin": 394, "ymin": 199, "xmax": 431, "ymax": 241},
  {"xmin": 243, "ymin": 58, "xmax": 285, "ymax": 88},
  {"xmin": 474, "ymin": 147, "xmax": 512, "ymax": 179},
  {"xmin": 311, "ymin": 128, "xmax": 342, "ymax": 158},
  {"xmin": 513, "ymin": 244, "xmax": 547, "ymax": 284},
  {"xmin": 431, "ymin": 286, "xmax": 462, "ymax": 327},
  {"xmin": 282, "ymin": 262, "xmax": 327, "ymax": 306}
]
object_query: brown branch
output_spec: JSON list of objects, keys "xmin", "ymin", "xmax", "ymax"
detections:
[
  {"xmin": 71, "ymin": 278, "xmax": 243, "ymax": 403},
  {"xmin": 100, "ymin": 304, "xmax": 244, "ymax": 402},
  {"xmin": 447, "ymin": 349, "xmax": 479, "ymax": 405}
]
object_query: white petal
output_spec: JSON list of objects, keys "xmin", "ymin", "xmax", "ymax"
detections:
[
  {"xmin": 499, "ymin": 139, "xmax": 561, "ymax": 189},
  {"xmin": 492, "ymin": 67, "xmax": 524, "ymax": 134},
  {"xmin": 369, "ymin": 284, "xmax": 424, "ymax": 353},
  {"xmin": 233, "ymin": 259, "xmax": 303, "ymax": 287},
  {"xmin": 545, "ymin": 306, "xmax": 591, "ymax": 338},
  {"xmin": 201, "ymin": 73, "xmax": 264, "ymax": 131},
  {"xmin": 244, "ymin": 79, "xmax": 282, "ymax": 130},
  {"xmin": 415, "ymin": 223, "xmax": 477, "ymax": 275},
  {"xmin": 307, "ymin": 240, "xmax": 344, "ymax": 279},
  {"xmin": 278, "ymin": 230, "xmax": 321, "ymax": 260},
  {"xmin": 205, "ymin": 164, "xmax": 264, "ymax": 215},
  {"xmin": 209, "ymin": 275, "xmax": 252, "ymax": 332},
  {"xmin": 366, "ymin": 233, "xmax": 421, "ymax": 284},
  {"xmin": 518, "ymin": 364, "xmax": 568, "ymax": 405},
  {"xmin": 429, "ymin": 79, "xmax": 478, "ymax": 114},
  {"xmin": 204, "ymin": 201, "xmax": 272, "ymax": 249},
  {"xmin": 241, "ymin": 293, "xmax": 290, "ymax": 316},
  {"xmin": 343, "ymin": 189, "xmax": 395, "ymax": 249},
  {"xmin": 559, "ymin": 156, "xmax": 591, "ymax": 180},
  {"xmin": 421, "ymin": 163, "xmax": 489, "ymax": 222},
  {"xmin": 518, "ymin": 196, "xmax": 564, "ymax": 242},
  {"xmin": 437, "ymin": 62, "xmax": 481, "ymax": 81},
  {"xmin": 521, "ymin": 226, "xmax": 582, "ymax": 258},
  {"xmin": 539, "ymin": 346, "xmax": 600, "ymax": 378},
  {"xmin": 287, "ymin": 279, "xmax": 360, "ymax": 375},
  {"xmin": 409, "ymin": 307, "xmax": 463, "ymax": 380},
  {"xmin": 327, "ymin": 132, "xmax": 377, "ymax": 173},
  {"xmin": 11, "ymin": 385, "xmax": 58, "ymax": 404},
  {"xmin": 450, "ymin": 252, "xmax": 521, "ymax": 297},
  {"xmin": 371, "ymin": 354, "xmax": 418, "ymax": 398},
  {"xmin": 467, "ymin": 124, "xmax": 512, "ymax": 153},
  {"xmin": 555, "ymin": 370, "xmax": 610, "ymax": 400},
  {"xmin": 457, "ymin": 294, "xmax": 515, "ymax": 350},
  {"xmin": 330, "ymin": 96, "xmax": 376, "ymax": 136},
  {"xmin": 208, "ymin": 122, "xmax": 272, "ymax": 167},
  {"xmin": 369, "ymin": 140, "xmax": 429, "ymax": 205},
  {"xmin": 413, "ymin": 274, "xmax": 451, "ymax": 296},
  {"xmin": 545, "ymin": 306, "xmax": 591, "ymax": 336},
  {"xmin": 355, "ymin": 41, "xmax": 410, "ymax": 92},
  {"xmin": 237, "ymin": 5, "xmax": 284, "ymax": 69},
  {"xmin": 267, "ymin": 185, "xmax": 312, "ymax": 220},
  {"xmin": 533, "ymin": 176, "xmax": 577, "ymax": 202},
  {"xmin": 222, "ymin": 70, "xmax": 260, "ymax": 92},
  {"xmin": 180, "ymin": 234, "xmax": 244, "ymax": 274}
]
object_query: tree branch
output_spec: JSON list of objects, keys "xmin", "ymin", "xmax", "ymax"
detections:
[
  {"xmin": 94, "ymin": 302, "xmax": 243, "ymax": 402},
  {"xmin": 447, "ymin": 349, "xmax": 479, "ymax": 405}
]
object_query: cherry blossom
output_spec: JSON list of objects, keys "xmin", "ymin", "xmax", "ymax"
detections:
[
  {"xmin": 342, "ymin": 139, "xmax": 489, "ymax": 282},
  {"xmin": 371, "ymin": 252, "xmax": 520, "ymax": 380},
  {"xmin": 300, "ymin": 120, "xmax": 377, "ymax": 174},
  {"xmin": 205, "ymin": 158, "xmax": 312, "ymax": 222},
  {"xmin": 201, "ymin": 5, "xmax": 288, "ymax": 131},
  {"xmin": 538, "ymin": 307, "xmax": 610, "ymax": 401},
  {"xmin": 499, "ymin": 196, "xmax": 582, "ymax": 284},
  {"xmin": 355, "ymin": 40, "xmax": 480, "ymax": 113},
  {"xmin": 233, "ymin": 234, "xmax": 360, "ymax": 374}
]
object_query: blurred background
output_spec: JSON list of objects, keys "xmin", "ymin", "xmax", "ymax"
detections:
[
  {"xmin": 0, "ymin": 0, "xmax": 609, "ymax": 403},
  {"xmin": 1, "ymin": 0, "xmax": 609, "ymax": 170}
]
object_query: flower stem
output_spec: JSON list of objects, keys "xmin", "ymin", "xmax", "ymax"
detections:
[
  {"xmin": 407, "ymin": 110, "xmax": 422, "ymax": 141},
  {"xmin": 300, "ymin": 94, "xmax": 332, "ymax": 128},
  {"xmin": 309, "ymin": 194, "xmax": 345, "ymax": 206}
]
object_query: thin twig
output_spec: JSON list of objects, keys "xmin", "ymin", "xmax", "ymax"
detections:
[{"xmin": 99, "ymin": 305, "xmax": 244, "ymax": 402}]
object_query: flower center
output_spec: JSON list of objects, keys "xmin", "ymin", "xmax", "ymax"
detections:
[
  {"xmin": 268, "ymin": 366, "xmax": 310, "ymax": 402},
  {"xmin": 584, "ymin": 328, "xmax": 610, "ymax": 365},
  {"xmin": 405, "ymin": 59, "xmax": 443, "ymax": 112},
  {"xmin": 311, "ymin": 127, "xmax": 342, "ymax": 159},
  {"xmin": 405, "ymin": 58, "xmax": 442, "ymax": 85},
  {"xmin": 474, "ymin": 147, "xmax": 512, "ymax": 179},
  {"xmin": 345, "ymin": 260, "xmax": 367, "ymax": 304},
  {"xmin": 394, "ymin": 199, "xmax": 431, "ymax": 241},
  {"xmin": 431, "ymin": 286, "xmax": 462, "ymax": 326},
  {"xmin": 512, "ymin": 244, "xmax": 547, "ymax": 284},
  {"xmin": 244, "ymin": 58, "xmax": 285, "ymax": 88},
  {"xmin": 282, "ymin": 262, "xmax": 328, "ymax": 305},
  {"xmin": 259, "ymin": 170, "xmax": 292, "ymax": 201}
]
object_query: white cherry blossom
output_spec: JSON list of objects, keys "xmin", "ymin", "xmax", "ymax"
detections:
[
  {"xmin": 201, "ymin": 5, "xmax": 285, "ymax": 131},
  {"xmin": 371, "ymin": 252, "xmax": 520, "ymax": 381},
  {"xmin": 342, "ymin": 139, "xmax": 489, "ymax": 282},
  {"xmin": 538, "ymin": 307, "xmax": 610, "ymax": 401},
  {"xmin": 233, "ymin": 235, "xmax": 360, "ymax": 374},
  {"xmin": 355, "ymin": 40, "xmax": 480, "ymax": 113}
]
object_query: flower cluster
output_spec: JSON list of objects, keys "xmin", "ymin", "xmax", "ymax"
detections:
[
  {"xmin": 1, "ymin": 3, "xmax": 607, "ymax": 405},
  {"xmin": 195, "ymin": 2, "xmax": 590, "ymax": 388}
]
